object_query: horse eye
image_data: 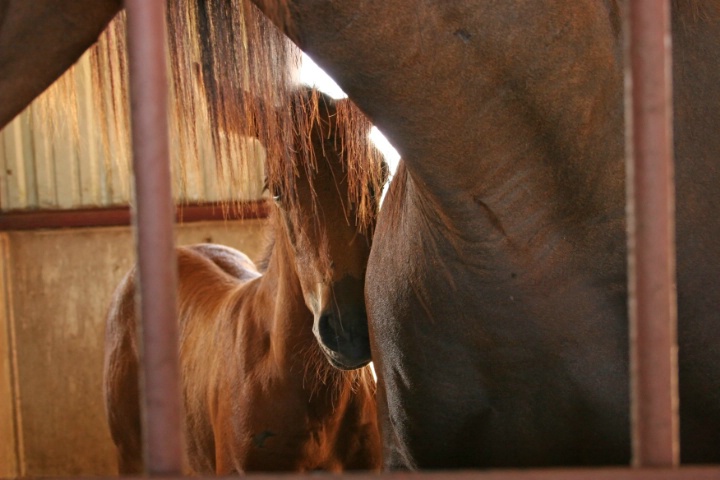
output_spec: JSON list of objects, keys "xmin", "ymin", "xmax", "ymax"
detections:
[
  {"xmin": 272, "ymin": 185, "xmax": 284, "ymax": 203},
  {"xmin": 264, "ymin": 178, "xmax": 284, "ymax": 203}
]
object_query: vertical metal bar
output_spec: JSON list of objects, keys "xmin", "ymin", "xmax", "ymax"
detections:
[
  {"xmin": 124, "ymin": 0, "xmax": 183, "ymax": 474},
  {"xmin": 624, "ymin": 0, "xmax": 679, "ymax": 468}
]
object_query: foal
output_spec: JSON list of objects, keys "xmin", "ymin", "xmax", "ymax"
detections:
[{"xmin": 103, "ymin": 92, "xmax": 384, "ymax": 474}]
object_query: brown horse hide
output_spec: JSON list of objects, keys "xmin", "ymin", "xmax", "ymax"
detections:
[
  {"xmin": 249, "ymin": 0, "xmax": 720, "ymax": 469},
  {"xmin": 0, "ymin": 0, "xmax": 122, "ymax": 130},
  {"xmin": 103, "ymin": 93, "xmax": 383, "ymax": 473}
]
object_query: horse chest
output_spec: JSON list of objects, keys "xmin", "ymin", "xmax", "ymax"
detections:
[
  {"xmin": 221, "ymin": 407, "xmax": 343, "ymax": 472},
  {"xmin": 206, "ymin": 371, "xmax": 352, "ymax": 470}
]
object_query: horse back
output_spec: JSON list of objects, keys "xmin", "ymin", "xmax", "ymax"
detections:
[{"xmin": 184, "ymin": 243, "xmax": 260, "ymax": 282}]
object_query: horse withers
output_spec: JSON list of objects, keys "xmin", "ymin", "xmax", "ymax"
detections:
[{"xmin": 103, "ymin": 90, "xmax": 386, "ymax": 473}]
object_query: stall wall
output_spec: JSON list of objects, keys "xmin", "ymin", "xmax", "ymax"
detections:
[
  {"xmin": 0, "ymin": 235, "xmax": 19, "ymax": 476},
  {"xmin": 0, "ymin": 219, "xmax": 267, "ymax": 476}
]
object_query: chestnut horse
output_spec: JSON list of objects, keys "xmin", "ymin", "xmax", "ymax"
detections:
[{"xmin": 103, "ymin": 91, "xmax": 383, "ymax": 473}]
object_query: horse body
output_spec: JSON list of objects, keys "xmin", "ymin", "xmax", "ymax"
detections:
[
  {"xmin": 248, "ymin": 0, "xmax": 720, "ymax": 468},
  {"xmin": 104, "ymin": 93, "xmax": 383, "ymax": 474},
  {"xmin": 364, "ymin": 2, "xmax": 630, "ymax": 466},
  {"xmin": 672, "ymin": 4, "xmax": 720, "ymax": 462}
]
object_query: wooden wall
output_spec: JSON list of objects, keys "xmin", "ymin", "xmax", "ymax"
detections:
[
  {"xmin": 0, "ymin": 237, "xmax": 19, "ymax": 476},
  {"xmin": 0, "ymin": 220, "xmax": 267, "ymax": 476}
]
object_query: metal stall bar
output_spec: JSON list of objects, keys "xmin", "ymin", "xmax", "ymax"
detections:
[
  {"xmin": 625, "ymin": 0, "xmax": 678, "ymax": 468},
  {"xmin": 124, "ymin": 0, "xmax": 183, "ymax": 474}
]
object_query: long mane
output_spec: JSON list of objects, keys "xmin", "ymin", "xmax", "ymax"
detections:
[{"xmin": 33, "ymin": 0, "xmax": 384, "ymax": 227}]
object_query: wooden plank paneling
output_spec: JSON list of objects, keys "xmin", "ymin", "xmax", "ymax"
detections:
[
  {"xmin": 30, "ymin": 106, "xmax": 57, "ymax": 209},
  {"xmin": 3, "ymin": 120, "xmax": 30, "ymax": 209},
  {"xmin": 0, "ymin": 234, "xmax": 21, "ymax": 478},
  {"xmin": 0, "ymin": 125, "xmax": 7, "ymax": 209},
  {"xmin": 75, "ymin": 57, "xmax": 103, "ymax": 207},
  {"xmin": 0, "ymin": 43, "xmax": 266, "ymax": 213}
]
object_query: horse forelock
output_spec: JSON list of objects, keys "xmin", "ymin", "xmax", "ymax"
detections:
[
  {"xmin": 274, "ymin": 89, "xmax": 387, "ymax": 233},
  {"xmin": 257, "ymin": 200, "xmax": 334, "ymax": 286}
]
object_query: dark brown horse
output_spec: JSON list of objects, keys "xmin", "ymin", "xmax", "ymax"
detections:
[
  {"xmin": 0, "ymin": 0, "xmax": 122, "ymax": 130},
  {"xmin": 4, "ymin": 0, "xmax": 720, "ymax": 471},
  {"xmin": 103, "ymin": 91, "xmax": 384, "ymax": 473},
  {"xmin": 247, "ymin": 0, "xmax": 720, "ymax": 469}
]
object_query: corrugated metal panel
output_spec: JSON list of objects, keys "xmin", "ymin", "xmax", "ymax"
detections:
[{"xmin": 0, "ymin": 44, "xmax": 265, "ymax": 212}]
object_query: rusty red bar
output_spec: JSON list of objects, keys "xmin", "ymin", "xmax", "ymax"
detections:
[
  {"xmin": 124, "ymin": 0, "xmax": 183, "ymax": 474},
  {"xmin": 625, "ymin": 0, "xmax": 678, "ymax": 468},
  {"xmin": 0, "ymin": 201, "xmax": 270, "ymax": 231},
  {"xmin": 33, "ymin": 467, "xmax": 720, "ymax": 480}
]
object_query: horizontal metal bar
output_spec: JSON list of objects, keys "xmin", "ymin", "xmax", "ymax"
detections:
[
  {"xmin": 28, "ymin": 467, "xmax": 720, "ymax": 480},
  {"xmin": 0, "ymin": 201, "xmax": 269, "ymax": 231}
]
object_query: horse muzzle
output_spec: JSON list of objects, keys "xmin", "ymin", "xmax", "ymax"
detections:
[{"xmin": 313, "ymin": 307, "xmax": 372, "ymax": 370}]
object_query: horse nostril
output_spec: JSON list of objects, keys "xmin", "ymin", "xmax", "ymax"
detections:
[
  {"xmin": 318, "ymin": 313, "xmax": 340, "ymax": 350},
  {"xmin": 315, "ymin": 308, "xmax": 372, "ymax": 369}
]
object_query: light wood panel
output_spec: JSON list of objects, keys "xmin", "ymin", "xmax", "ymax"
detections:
[{"xmin": 0, "ymin": 47, "xmax": 266, "ymax": 212}]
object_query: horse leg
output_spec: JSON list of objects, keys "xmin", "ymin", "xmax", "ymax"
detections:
[{"xmin": 213, "ymin": 432, "xmax": 238, "ymax": 475}]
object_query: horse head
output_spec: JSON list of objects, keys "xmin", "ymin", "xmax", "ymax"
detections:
[{"xmin": 270, "ymin": 90, "xmax": 387, "ymax": 370}]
